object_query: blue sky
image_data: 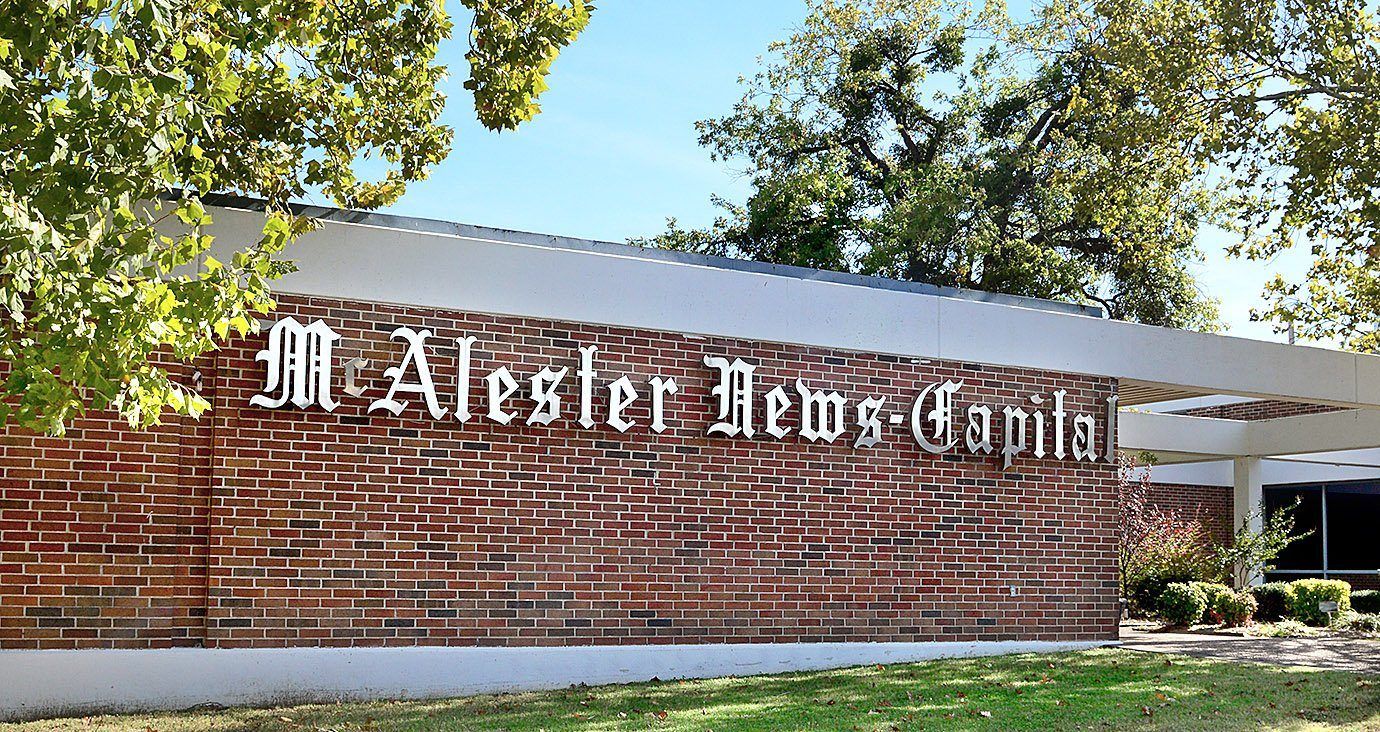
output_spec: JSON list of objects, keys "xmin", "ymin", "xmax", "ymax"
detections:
[{"xmin": 374, "ymin": 1, "xmax": 1311, "ymax": 345}]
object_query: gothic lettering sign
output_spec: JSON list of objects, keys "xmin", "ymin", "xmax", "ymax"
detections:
[{"xmin": 251, "ymin": 317, "xmax": 1118, "ymax": 469}]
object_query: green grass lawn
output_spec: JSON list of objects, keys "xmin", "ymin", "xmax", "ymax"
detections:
[{"xmin": 6, "ymin": 648, "xmax": 1380, "ymax": 731}]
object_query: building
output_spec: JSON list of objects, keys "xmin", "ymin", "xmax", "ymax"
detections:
[
  {"xmin": 2, "ymin": 197, "xmax": 1379, "ymax": 720},
  {"xmin": 1144, "ymin": 397, "xmax": 1380, "ymax": 589}
]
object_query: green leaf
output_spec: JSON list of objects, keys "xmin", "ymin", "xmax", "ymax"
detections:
[{"xmin": 1, "ymin": 0, "xmax": 588, "ymax": 433}]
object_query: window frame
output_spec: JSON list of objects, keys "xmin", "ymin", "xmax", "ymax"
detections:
[{"xmin": 1264, "ymin": 479, "xmax": 1380, "ymax": 578}]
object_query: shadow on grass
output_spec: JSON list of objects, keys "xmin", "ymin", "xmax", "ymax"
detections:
[{"xmin": 10, "ymin": 649, "xmax": 1380, "ymax": 731}]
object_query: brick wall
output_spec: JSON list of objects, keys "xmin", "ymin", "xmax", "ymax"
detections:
[
  {"xmin": 1173, "ymin": 399, "xmax": 1343, "ymax": 421},
  {"xmin": 1332, "ymin": 574, "xmax": 1380, "ymax": 591},
  {"xmin": 2, "ymin": 295, "xmax": 1121, "ymax": 650},
  {"xmin": 0, "ymin": 362, "xmax": 213, "ymax": 650},
  {"xmin": 1144, "ymin": 483, "xmax": 1234, "ymax": 546}
]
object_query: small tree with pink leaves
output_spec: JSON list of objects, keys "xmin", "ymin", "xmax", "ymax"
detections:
[{"xmin": 1118, "ymin": 454, "xmax": 1218, "ymax": 615}]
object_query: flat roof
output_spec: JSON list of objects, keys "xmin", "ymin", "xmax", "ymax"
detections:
[{"xmin": 200, "ymin": 193, "xmax": 1102, "ymax": 319}]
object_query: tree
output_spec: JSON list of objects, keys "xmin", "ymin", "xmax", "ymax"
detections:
[
  {"xmin": 1117, "ymin": 454, "xmax": 1217, "ymax": 614},
  {"xmin": 636, "ymin": 0, "xmax": 1221, "ymax": 329},
  {"xmin": 1079, "ymin": 0, "xmax": 1380, "ymax": 351},
  {"xmin": 0, "ymin": 0, "xmax": 592, "ymax": 434},
  {"xmin": 1215, "ymin": 499, "xmax": 1311, "ymax": 589}
]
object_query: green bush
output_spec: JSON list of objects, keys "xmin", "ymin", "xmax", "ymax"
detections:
[
  {"xmin": 1189, "ymin": 581, "xmax": 1234, "ymax": 622},
  {"xmin": 1252, "ymin": 582, "xmax": 1295, "ymax": 621},
  {"xmin": 1129, "ymin": 570, "xmax": 1196, "ymax": 616},
  {"xmin": 1288, "ymin": 579, "xmax": 1351, "ymax": 625},
  {"xmin": 1128, "ymin": 558, "xmax": 1217, "ymax": 617},
  {"xmin": 1350, "ymin": 589, "xmax": 1380, "ymax": 614},
  {"xmin": 1334, "ymin": 612, "xmax": 1380, "ymax": 634},
  {"xmin": 1217, "ymin": 590, "xmax": 1257, "ymax": 627},
  {"xmin": 1159, "ymin": 582, "xmax": 1208, "ymax": 626}
]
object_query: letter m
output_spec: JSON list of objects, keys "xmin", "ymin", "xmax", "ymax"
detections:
[{"xmin": 250, "ymin": 316, "xmax": 342, "ymax": 411}]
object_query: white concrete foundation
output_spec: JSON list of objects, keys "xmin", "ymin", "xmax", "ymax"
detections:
[{"xmin": 0, "ymin": 639, "xmax": 1115, "ymax": 722}]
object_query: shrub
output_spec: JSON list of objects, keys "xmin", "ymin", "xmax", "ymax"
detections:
[
  {"xmin": 1288, "ymin": 579, "xmax": 1351, "ymax": 625},
  {"xmin": 1122, "ymin": 523, "xmax": 1218, "ymax": 616},
  {"xmin": 1334, "ymin": 612, "xmax": 1380, "ymax": 634},
  {"xmin": 1189, "ymin": 581, "xmax": 1234, "ymax": 622},
  {"xmin": 1246, "ymin": 619, "xmax": 1320, "ymax": 638},
  {"xmin": 1252, "ymin": 582, "xmax": 1295, "ymax": 621},
  {"xmin": 1217, "ymin": 590, "xmax": 1257, "ymax": 627},
  {"xmin": 1350, "ymin": 589, "xmax": 1380, "ymax": 614},
  {"xmin": 1130, "ymin": 566, "xmax": 1209, "ymax": 617},
  {"xmin": 1159, "ymin": 582, "xmax": 1207, "ymax": 626},
  {"xmin": 1215, "ymin": 498, "xmax": 1312, "ymax": 587}
]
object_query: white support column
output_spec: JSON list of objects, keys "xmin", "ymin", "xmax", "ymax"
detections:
[{"xmin": 1233, "ymin": 457, "xmax": 1265, "ymax": 586}]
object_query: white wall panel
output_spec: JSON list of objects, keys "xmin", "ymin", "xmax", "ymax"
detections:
[{"xmin": 0, "ymin": 640, "xmax": 1111, "ymax": 722}]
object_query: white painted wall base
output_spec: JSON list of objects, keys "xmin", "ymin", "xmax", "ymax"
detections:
[{"xmin": 0, "ymin": 639, "xmax": 1116, "ymax": 722}]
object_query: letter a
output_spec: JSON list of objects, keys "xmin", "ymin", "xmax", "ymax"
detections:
[{"xmin": 369, "ymin": 326, "xmax": 448, "ymax": 420}]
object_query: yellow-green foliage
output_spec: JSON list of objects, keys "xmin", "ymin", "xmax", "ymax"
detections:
[
  {"xmin": 0, "ymin": 0, "xmax": 590, "ymax": 434},
  {"xmin": 1289, "ymin": 579, "xmax": 1352, "ymax": 626},
  {"xmin": 1189, "ymin": 581, "xmax": 1233, "ymax": 621}
]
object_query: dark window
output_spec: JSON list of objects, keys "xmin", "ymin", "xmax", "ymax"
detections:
[
  {"xmin": 1265, "ymin": 487, "xmax": 1323, "ymax": 571},
  {"xmin": 1324, "ymin": 483, "xmax": 1380, "ymax": 572}
]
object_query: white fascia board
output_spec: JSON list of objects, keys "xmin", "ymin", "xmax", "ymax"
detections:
[
  {"xmin": 1358, "ymin": 354, "xmax": 1380, "ymax": 405},
  {"xmin": 1263, "ymin": 458, "xmax": 1380, "ymax": 484},
  {"xmin": 1133, "ymin": 395, "xmax": 1254, "ymax": 412},
  {"xmin": 202, "ymin": 206, "xmax": 1380, "ymax": 408},
  {"xmin": 0, "ymin": 640, "xmax": 1114, "ymax": 722},
  {"xmin": 1277, "ymin": 447, "xmax": 1380, "ymax": 467},
  {"xmin": 1118, "ymin": 411, "xmax": 1250, "ymax": 457},
  {"xmin": 936, "ymin": 296, "xmax": 1368, "ymax": 406},
  {"xmin": 1149, "ymin": 455, "xmax": 1380, "ymax": 487},
  {"xmin": 1124, "ymin": 409, "xmax": 1380, "ymax": 461},
  {"xmin": 1247, "ymin": 409, "xmax": 1380, "ymax": 457},
  {"xmin": 205, "ymin": 207, "xmax": 944, "ymax": 358},
  {"xmin": 1147, "ymin": 459, "xmax": 1235, "ymax": 486}
]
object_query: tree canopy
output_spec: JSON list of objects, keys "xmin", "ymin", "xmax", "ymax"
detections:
[
  {"xmin": 637, "ymin": 0, "xmax": 1223, "ymax": 328},
  {"xmin": 645, "ymin": 0, "xmax": 1380, "ymax": 348},
  {"xmin": 0, "ymin": 0, "xmax": 592, "ymax": 434},
  {"xmin": 1083, "ymin": 0, "xmax": 1380, "ymax": 351}
]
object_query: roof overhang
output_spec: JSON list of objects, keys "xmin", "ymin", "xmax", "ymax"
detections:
[
  {"xmin": 195, "ymin": 200, "xmax": 1380, "ymax": 412},
  {"xmin": 1121, "ymin": 408, "xmax": 1380, "ymax": 463}
]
